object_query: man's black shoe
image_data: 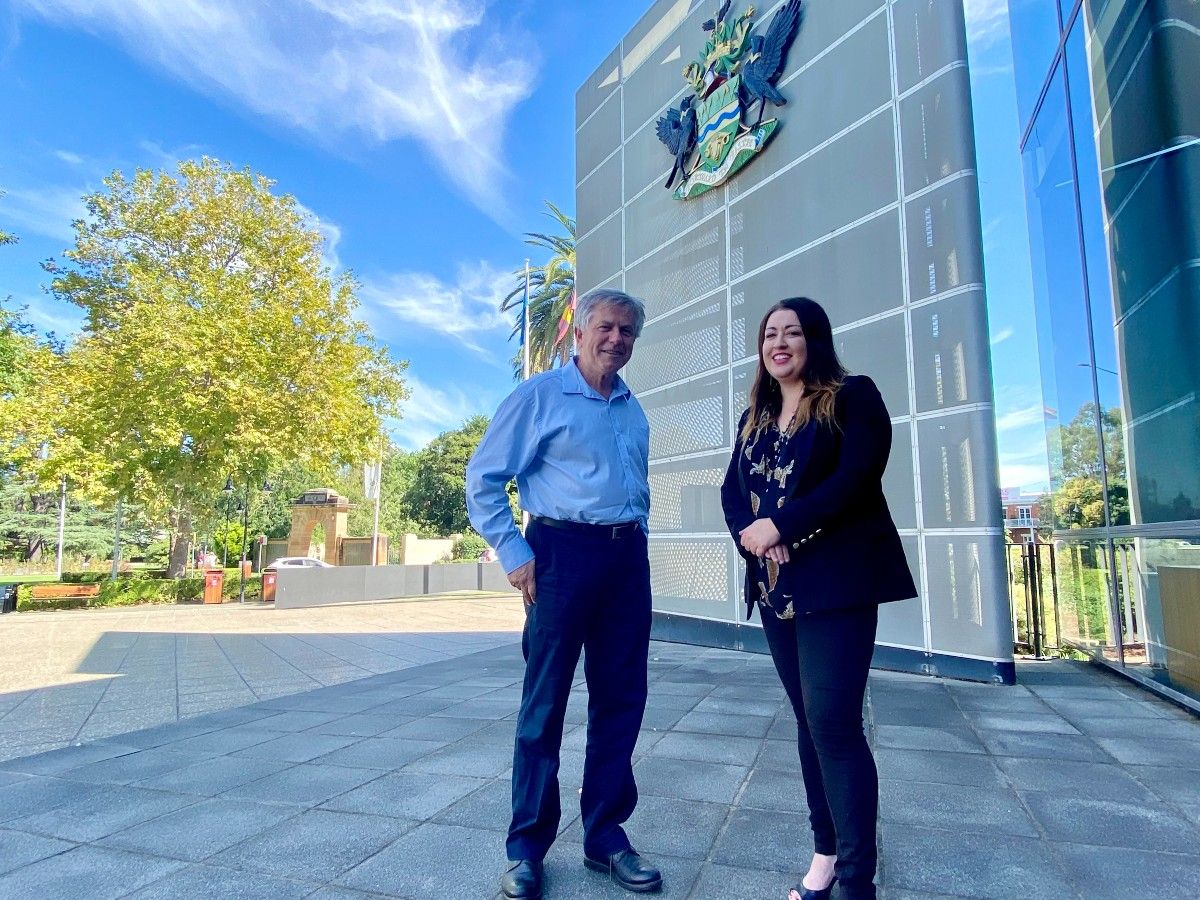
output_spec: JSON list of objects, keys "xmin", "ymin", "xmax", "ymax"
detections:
[
  {"xmin": 584, "ymin": 848, "xmax": 663, "ymax": 893},
  {"xmin": 500, "ymin": 859, "xmax": 543, "ymax": 899}
]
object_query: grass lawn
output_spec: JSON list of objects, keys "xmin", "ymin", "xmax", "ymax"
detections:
[{"xmin": 0, "ymin": 574, "xmax": 60, "ymax": 584}]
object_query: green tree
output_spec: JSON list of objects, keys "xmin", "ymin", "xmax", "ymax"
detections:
[
  {"xmin": 1045, "ymin": 402, "xmax": 1130, "ymax": 528},
  {"xmin": 0, "ymin": 474, "xmax": 150, "ymax": 565},
  {"xmin": 1049, "ymin": 402, "xmax": 1125, "ymax": 483},
  {"xmin": 0, "ymin": 190, "xmax": 15, "ymax": 247},
  {"xmin": 405, "ymin": 416, "xmax": 504, "ymax": 535},
  {"xmin": 41, "ymin": 158, "xmax": 409, "ymax": 576},
  {"xmin": 500, "ymin": 202, "xmax": 576, "ymax": 377}
]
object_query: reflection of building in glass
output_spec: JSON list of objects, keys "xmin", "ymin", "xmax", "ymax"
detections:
[
  {"xmin": 576, "ymin": 1, "xmax": 1012, "ymax": 683},
  {"xmin": 1010, "ymin": 0, "xmax": 1200, "ymax": 703},
  {"xmin": 1001, "ymin": 488, "xmax": 1042, "ymax": 544}
]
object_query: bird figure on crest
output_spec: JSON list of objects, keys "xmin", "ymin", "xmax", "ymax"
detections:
[
  {"xmin": 702, "ymin": 0, "xmax": 732, "ymax": 32},
  {"xmin": 655, "ymin": 95, "xmax": 698, "ymax": 189},
  {"xmin": 740, "ymin": 0, "xmax": 802, "ymax": 128}
]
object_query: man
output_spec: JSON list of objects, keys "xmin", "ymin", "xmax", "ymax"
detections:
[{"xmin": 467, "ymin": 288, "xmax": 661, "ymax": 899}]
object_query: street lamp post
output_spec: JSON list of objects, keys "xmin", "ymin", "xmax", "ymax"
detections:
[
  {"xmin": 222, "ymin": 476, "xmax": 234, "ymax": 567},
  {"xmin": 236, "ymin": 477, "xmax": 272, "ymax": 603}
]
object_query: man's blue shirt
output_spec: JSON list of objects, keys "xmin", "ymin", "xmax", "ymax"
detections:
[{"xmin": 466, "ymin": 358, "xmax": 651, "ymax": 574}]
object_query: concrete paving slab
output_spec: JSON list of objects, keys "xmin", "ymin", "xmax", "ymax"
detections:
[
  {"xmin": 0, "ymin": 593, "xmax": 524, "ymax": 761},
  {"xmin": 1021, "ymin": 792, "xmax": 1200, "ymax": 854},
  {"xmin": 0, "ymin": 844, "xmax": 186, "ymax": 900},
  {"xmin": 709, "ymin": 805, "xmax": 815, "ymax": 871},
  {"xmin": 0, "ymin": 827, "xmax": 75, "ymax": 876},
  {"xmin": 875, "ymin": 747, "xmax": 1006, "ymax": 787},
  {"xmin": 123, "ymin": 863, "xmax": 319, "ymax": 899},
  {"xmin": 335, "ymin": 821, "xmax": 504, "ymax": 899},
  {"xmin": 880, "ymin": 823, "xmax": 1073, "ymax": 899},
  {"xmin": 0, "ymin": 635, "xmax": 1196, "ymax": 898},
  {"xmin": 1053, "ymin": 843, "xmax": 1200, "ymax": 900},
  {"xmin": 219, "ymin": 762, "xmax": 384, "ymax": 807},
  {"xmin": 97, "ymin": 797, "xmax": 299, "ymax": 861},
  {"xmin": 211, "ymin": 808, "xmax": 413, "ymax": 882},
  {"xmin": 995, "ymin": 756, "xmax": 1158, "ymax": 802},
  {"xmin": 7, "ymin": 784, "xmax": 196, "ymax": 842}
]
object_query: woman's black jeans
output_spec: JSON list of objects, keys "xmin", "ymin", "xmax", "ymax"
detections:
[{"xmin": 759, "ymin": 602, "xmax": 879, "ymax": 900}]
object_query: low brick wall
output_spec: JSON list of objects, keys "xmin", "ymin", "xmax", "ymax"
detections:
[{"xmin": 274, "ymin": 563, "xmax": 515, "ymax": 609}]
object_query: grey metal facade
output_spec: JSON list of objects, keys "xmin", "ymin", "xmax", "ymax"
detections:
[{"xmin": 575, "ymin": 0, "xmax": 1012, "ymax": 681}]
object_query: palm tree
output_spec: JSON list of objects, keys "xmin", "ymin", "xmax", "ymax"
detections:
[{"xmin": 501, "ymin": 202, "xmax": 576, "ymax": 378}]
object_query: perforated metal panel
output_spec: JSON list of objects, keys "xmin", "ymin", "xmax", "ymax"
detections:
[
  {"xmin": 626, "ymin": 220, "xmax": 725, "ymax": 322},
  {"xmin": 648, "ymin": 453, "xmax": 728, "ymax": 534},
  {"xmin": 625, "ymin": 294, "xmax": 726, "ymax": 391},
  {"xmin": 648, "ymin": 538, "xmax": 730, "ymax": 614},
  {"xmin": 639, "ymin": 372, "xmax": 728, "ymax": 461}
]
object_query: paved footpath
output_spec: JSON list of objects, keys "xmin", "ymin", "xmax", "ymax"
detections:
[
  {"xmin": 0, "ymin": 595, "xmax": 525, "ymax": 761},
  {"xmin": 0, "ymin": 600, "xmax": 1198, "ymax": 898}
]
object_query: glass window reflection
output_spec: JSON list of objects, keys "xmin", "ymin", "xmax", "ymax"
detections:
[
  {"xmin": 1009, "ymin": 0, "xmax": 1063, "ymax": 130},
  {"xmin": 1021, "ymin": 63, "xmax": 1102, "ymax": 526},
  {"xmin": 1064, "ymin": 20, "xmax": 1129, "ymax": 526}
]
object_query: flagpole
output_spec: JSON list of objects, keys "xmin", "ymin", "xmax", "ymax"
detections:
[
  {"xmin": 370, "ymin": 435, "xmax": 383, "ymax": 566},
  {"xmin": 521, "ymin": 258, "xmax": 531, "ymax": 382},
  {"xmin": 520, "ymin": 259, "xmax": 531, "ymax": 536}
]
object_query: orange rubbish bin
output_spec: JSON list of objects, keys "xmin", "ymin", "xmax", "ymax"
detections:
[
  {"xmin": 203, "ymin": 569, "xmax": 224, "ymax": 604},
  {"xmin": 262, "ymin": 569, "xmax": 277, "ymax": 602}
]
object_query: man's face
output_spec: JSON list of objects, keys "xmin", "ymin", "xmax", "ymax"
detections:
[{"xmin": 575, "ymin": 303, "xmax": 637, "ymax": 378}]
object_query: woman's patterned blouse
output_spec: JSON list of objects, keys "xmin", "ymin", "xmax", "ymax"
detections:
[{"xmin": 742, "ymin": 412, "xmax": 815, "ymax": 620}]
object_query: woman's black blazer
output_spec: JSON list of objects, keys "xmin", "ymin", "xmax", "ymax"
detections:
[{"xmin": 720, "ymin": 374, "xmax": 918, "ymax": 620}]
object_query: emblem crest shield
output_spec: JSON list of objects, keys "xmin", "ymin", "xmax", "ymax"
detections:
[{"xmin": 656, "ymin": 1, "xmax": 804, "ymax": 201}]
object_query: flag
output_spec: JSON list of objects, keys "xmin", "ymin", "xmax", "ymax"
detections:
[
  {"xmin": 363, "ymin": 461, "xmax": 382, "ymax": 501},
  {"xmin": 555, "ymin": 291, "xmax": 576, "ymax": 346}
]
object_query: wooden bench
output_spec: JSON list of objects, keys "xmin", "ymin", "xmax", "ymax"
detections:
[{"xmin": 26, "ymin": 583, "xmax": 101, "ymax": 610}]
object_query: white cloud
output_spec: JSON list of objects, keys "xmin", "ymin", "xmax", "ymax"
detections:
[
  {"xmin": 14, "ymin": 0, "xmax": 536, "ymax": 217},
  {"xmin": 990, "ymin": 326, "xmax": 1014, "ymax": 346},
  {"xmin": 0, "ymin": 184, "xmax": 86, "ymax": 243},
  {"xmin": 998, "ymin": 463, "xmax": 1049, "ymax": 493},
  {"xmin": 137, "ymin": 139, "xmax": 209, "ymax": 171},
  {"xmin": 994, "ymin": 402, "xmax": 1045, "ymax": 433},
  {"xmin": 358, "ymin": 260, "xmax": 515, "ymax": 356},
  {"xmin": 7, "ymin": 294, "xmax": 83, "ymax": 337},
  {"xmin": 963, "ymin": 0, "xmax": 1011, "ymax": 51},
  {"xmin": 54, "ymin": 150, "xmax": 84, "ymax": 165},
  {"xmin": 294, "ymin": 202, "xmax": 343, "ymax": 274},
  {"xmin": 391, "ymin": 375, "xmax": 497, "ymax": 450}
]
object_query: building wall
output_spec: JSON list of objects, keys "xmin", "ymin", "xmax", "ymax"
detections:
[
  {"xmin": 576, "ymin": 0, "xmax": 1012, "ymax": 680},
  {"xmin": 1011, "ymin": 0, "xmax": 1200, "ymax": 705}
]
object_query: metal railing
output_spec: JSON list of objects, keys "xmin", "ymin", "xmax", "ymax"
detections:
[
  {"xmin": 1006, "ymin": 541, "xmax": 1059, "ymax": 658},
  {"xmin": 1006, "ymin": 537, "xmax": 1144, "ymax": 660}
]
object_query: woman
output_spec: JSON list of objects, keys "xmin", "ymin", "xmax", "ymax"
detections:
[{"xmin": 720, "ymin": 297, "xmax": 916, "ymax": 900}]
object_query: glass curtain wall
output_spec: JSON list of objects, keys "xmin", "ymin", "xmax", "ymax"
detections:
[{"xmin": 1012, "ymin": 0, "xmax": 1200, "ymax": 704}]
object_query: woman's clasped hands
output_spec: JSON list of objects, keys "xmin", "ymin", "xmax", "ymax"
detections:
[{"xmin": 738, "ymin": 517, "xmax": 790, "ymax": 564}]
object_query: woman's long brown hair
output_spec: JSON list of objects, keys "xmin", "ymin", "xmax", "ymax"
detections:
[{"xmin": 741, "ymin": 297, "xmax": 848, "ymax": 442}]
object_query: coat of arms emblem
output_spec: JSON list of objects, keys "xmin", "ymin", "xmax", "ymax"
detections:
[{"xmin": 656, "ymin": 0, "xmax": 803, "ymax": 201}]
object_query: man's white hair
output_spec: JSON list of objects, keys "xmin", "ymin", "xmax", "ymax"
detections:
[{"xmin": 576, "ymin": 288, "xmax": 646, "ymax": 338}]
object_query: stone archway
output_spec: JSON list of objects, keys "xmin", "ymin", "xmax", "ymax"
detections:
[{"xmin": 287, "ymin": 489, "xmax": 349, "ymax": 563}]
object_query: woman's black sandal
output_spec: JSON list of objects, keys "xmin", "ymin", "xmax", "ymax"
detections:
[{"xmin": 789, "ymin": 876, "xmax": 837, "ymax": 900}]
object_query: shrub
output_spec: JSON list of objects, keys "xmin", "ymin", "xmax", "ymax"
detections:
[
  {"xmin": 14, "ymin": 572, "xmax": 262, "ymax": 610},
  {"xmin": 453, "ymin": 531, "xmax": 490, "ymax": 561}
]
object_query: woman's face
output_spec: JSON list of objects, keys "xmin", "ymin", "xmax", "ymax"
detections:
[{"xmin": 762, "ymin": 308, "xmax": 807, "ymax": 384}]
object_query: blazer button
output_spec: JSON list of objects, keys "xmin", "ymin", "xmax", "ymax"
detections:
[
  {"xmin": 801, "ymin": 538, "xmax": 808, "ymax": 544},
  {"xmin": 791, "ymin": 543, "xmax": 799, "ymax": 549}
]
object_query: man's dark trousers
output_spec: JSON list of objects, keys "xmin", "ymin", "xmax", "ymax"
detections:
[{"xmin": 506, "ymin": 518, "xmax": 652, "ymax": 862}]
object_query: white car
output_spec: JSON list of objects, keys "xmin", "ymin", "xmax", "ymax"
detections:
[{"xmin": 267, "ymin": 557, "xmax": 333, "ymax": 570}]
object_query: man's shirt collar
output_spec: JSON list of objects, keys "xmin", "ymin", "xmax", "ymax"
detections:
[{"xmin": 561, "ymin": 356, "xmax": 630, "ymax": 400}]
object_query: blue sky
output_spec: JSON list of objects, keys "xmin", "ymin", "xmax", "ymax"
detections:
[{"xmin": 0, "ymin": 0, "xmax": 1049, "ymax": 489}]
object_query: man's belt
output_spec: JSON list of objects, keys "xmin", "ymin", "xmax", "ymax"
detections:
[{"xmin": 530, "ymin": 515, "xmax": 640, "ymax": 540}]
